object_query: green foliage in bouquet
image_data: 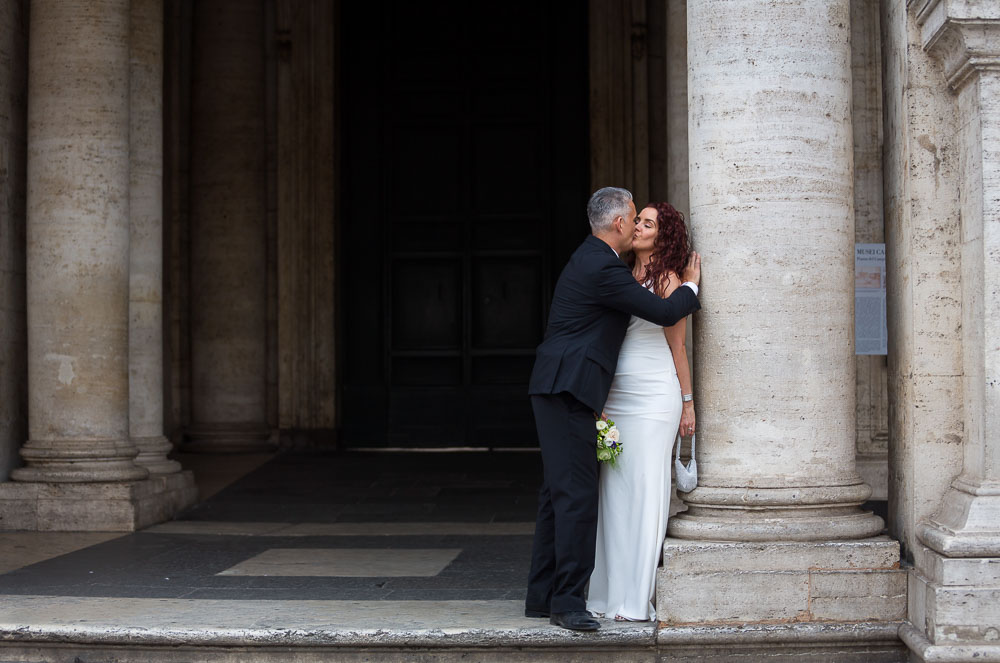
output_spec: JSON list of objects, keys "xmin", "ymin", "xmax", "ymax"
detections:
[{"xmin": 595, "ymin": 416, "xmax": 622, "ymax": 466}]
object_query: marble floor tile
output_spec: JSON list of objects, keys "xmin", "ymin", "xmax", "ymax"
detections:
[
  {"xmin": 216, "ymin": 547, "xmax": 463, "ymax": 577},
  {"xmin": 146, "ymin": 521, "xmax": 534, "ymax": 537},
  {"xmin": 0, "ymin": 532, "xmax": 124, "ymax": 575}
]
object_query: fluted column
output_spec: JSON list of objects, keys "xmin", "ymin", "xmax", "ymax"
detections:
[
  {"xmin": 187, "ymin": 0, "xmax": 271, "ymax": 451},
  {"xmin": 669, "ymin": 0, "xmax": 883, "ymax": 541},
  {"xmin": 129, "ymin": 0, "xmax": 180, "ymax": 474},
  {"xmin": 13, "ymin": 0, "xmax": 147, "ymax": 483}
]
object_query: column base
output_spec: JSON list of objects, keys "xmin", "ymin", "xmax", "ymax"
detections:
[
  {"xmin": 659, "ymin": 622, "xmax": 906, "ymax": 663},
  {"xmin": 657, "ymin": 536, "xmax": 905, "ymax": 624},
  {"xmin": 904, "ymin": 544, "xmax": 1000, "ymax": 662},
  {"xmin": 0, "ymin": 470, "xmax": 197, "ymax": 531},
  {"xmin": 132, "ymin": 435, "xmax": 183, "ymax": 475},
  {"xmin": 668, "ymin": 481, "xmax": 885, "ymax": 541},
  {"xmin": 184, "ymin": 423, "xmax": 275, "ymax": 453},
  {"xmin": 916, "ymin": 477, "xmax": 1000, "ymax": 556},
  {"xmin": 12, "ymin": 438, "xmax": 149, "ymax": 483}
]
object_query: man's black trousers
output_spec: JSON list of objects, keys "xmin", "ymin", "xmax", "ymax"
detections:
[{"xmin": 525, "ymin": 392, "xmax": 600, "ymax": 614}]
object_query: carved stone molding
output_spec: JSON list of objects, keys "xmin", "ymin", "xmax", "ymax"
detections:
[{"xmin": 911, "ymin": 0, "xmax": 1000, "ymax": 90}]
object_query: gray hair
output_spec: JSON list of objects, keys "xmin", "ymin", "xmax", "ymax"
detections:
[{"xmin": 587, "ymin": 187, "xmax": 633, "ymax": 233}]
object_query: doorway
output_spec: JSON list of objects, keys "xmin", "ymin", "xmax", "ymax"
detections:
[{"xmin": 340, "ymin": 0, "xmax": 589, "ymax": 447}]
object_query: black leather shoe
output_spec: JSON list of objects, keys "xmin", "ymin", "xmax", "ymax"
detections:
[
  {"xmin": 549, "ymin": 610, "xmax": 600, "ymax": 631},
  {"xmin": 524, "ymin": 608, "xmax": 549, "ymax": 618}
]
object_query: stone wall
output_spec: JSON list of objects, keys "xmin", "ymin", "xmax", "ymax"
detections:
[
  {"xmin": 0, "ymin": 0, "xmax": 28, "ymax": 481},
  {"xmin": 881, "ymin": 0, "xmax": 964, "ymax": 562},
  {"xmin": 851, "ymin": 0, "xmax": 889, "ymax": 500}
]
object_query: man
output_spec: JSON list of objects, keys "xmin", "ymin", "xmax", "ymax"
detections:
[{"xmin": 525, "ymin": 187, "xmax": 701, "ymax": 631}]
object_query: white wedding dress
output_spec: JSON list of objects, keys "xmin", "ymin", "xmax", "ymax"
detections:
[{"xmin": 587, "ymin": 300, "xmax": 682, "ymax": 621}]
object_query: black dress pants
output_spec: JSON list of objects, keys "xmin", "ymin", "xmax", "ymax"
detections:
[{"xmin": 525, "ymin": 392, "xmax": 600, "ymax": 614}]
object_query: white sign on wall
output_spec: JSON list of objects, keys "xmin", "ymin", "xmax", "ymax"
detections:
[{"xmin": 855, "ymin": 243, "xmax": 887, "ymax": 355}]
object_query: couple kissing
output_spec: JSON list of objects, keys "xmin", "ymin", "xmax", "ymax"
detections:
[{"xmin": 526, "ymin": 186, "xmax": 701, "ymax": 631}]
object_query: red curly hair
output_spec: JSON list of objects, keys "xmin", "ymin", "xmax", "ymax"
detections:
[{"xmin": 639, "ymin": 202, "xmax": 692, "ymax": 297}]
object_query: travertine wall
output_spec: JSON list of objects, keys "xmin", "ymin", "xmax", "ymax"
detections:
[
  {"xmin": 851, "ymin": 0, "xmax": 889, "ymax": 500},
  {"xmin": 665, "ymin": 0, "xmax": 687, "ymax": 216},
  {"xmin": 0, "ymin": 0, "xmax": 27, "ymax": 481},
  {"xmin": 881, "ymin": 0, "xmax": 964, "ymax": 561},
  {"xmin": 275, "ymin": 0, "xmax": 337, "ymax": 434}
]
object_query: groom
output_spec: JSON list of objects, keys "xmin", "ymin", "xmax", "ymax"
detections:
[{"xmin": 525, "ymin": 187, "xmax": 701, "ymax": 631}]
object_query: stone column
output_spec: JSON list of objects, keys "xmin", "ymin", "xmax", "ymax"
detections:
[
  {"xmin": 130, "ymin": 0, "xmax": 181, "ymax": 474},
  {"xmin": 0, "ymin": 0, "xmax": 28, "ymax": 482},
  {"xmin": 187, "ymin": 0, "xmax": 271, "ymax": 451},
  {"xmin": 0, "ymin": 0, "xmax": 197, "ymax": 532},
  {"xmin": 12, "ymin": 0, "xmax": 146, "ymax": 484},
  {"xmin": 903, "ymin": 4, "xmax": 1000, "ymax": 660},
  {"xmin": 656, "ymin": 1, "xmax": 903, "ymax": 638},
  {"xmin": 275, "ymin": 0, "xmax": 337, "ymax": 437},
  {"xmin": 669, "ymin": 0, "xmax": 883, "ymax": 542}
]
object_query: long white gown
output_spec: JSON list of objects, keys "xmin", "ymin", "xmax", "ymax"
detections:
[{"xmin": 587, "ymin": 301, "xmax": 681, "ymax": 621}]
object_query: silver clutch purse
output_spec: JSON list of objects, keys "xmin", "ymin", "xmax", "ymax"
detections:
[{"xmin": 674, "ymin": 432, "xmax": 698, "ymax": 493}]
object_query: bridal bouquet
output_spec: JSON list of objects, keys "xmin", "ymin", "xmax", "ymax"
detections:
[{"xmin": 595, "ymin": 416, "xmax": 622, "ymax": 466}]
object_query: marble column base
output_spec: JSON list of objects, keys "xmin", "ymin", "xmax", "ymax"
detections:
[
  {"xmin": 11, "ymin": 439, "xmax": 149, "ymax": 483},
  {"xmin": 0, "ymin": 470, "xmax": 197, "ymax": 531},
  {"xmin": 656, "ymin": 537, "xmax": 905, "ymax": 624},
  {"xmin": 668, "ymin": 481, "xmax": 885, "ymax": 541},
  {"xmin": 184, "ymin": 423, "xmax": 274, "ymax": 453},
  {"xmin": 904, "ymin": 545, "xmax": 1000, "ymax": 662},
  {"xmin": 132, "ymin": 435, "xmax": 182, "ymax": 475},
  {"xmin": 916, "ymin": 478, "xmax": 1000, "ymax": 557}
]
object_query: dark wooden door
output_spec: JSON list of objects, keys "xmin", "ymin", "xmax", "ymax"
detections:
[{"xmin": 341, "ymin": 0, "xmax": 588, "ymax": 447}]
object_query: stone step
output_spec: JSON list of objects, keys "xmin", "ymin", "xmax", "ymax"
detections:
[{"xmin": 0, "ymin": 595, "xmax": 908, "ymax": 662}]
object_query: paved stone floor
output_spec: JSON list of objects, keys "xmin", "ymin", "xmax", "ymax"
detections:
[{"xmin": 0, "ymin": 450, "xmax": 542, "ymax": 601}]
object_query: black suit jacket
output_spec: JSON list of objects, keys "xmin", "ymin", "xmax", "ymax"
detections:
[{"xmin": 528, "ymin": 234, "xmax": 700, "ymax": 414}]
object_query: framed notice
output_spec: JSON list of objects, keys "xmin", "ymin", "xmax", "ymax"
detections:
[{"xmin": 855, "ymin": 243, "xmax": 887, "ymax": 355}]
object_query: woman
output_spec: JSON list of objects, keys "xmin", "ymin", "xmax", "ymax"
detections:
[{"xmin": 587, "ymin": 202, "xmax": 696, "ymax": 622}]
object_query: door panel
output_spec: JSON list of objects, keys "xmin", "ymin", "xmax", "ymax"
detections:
[{"xmin": 342, "ymin": 0, "xmax": 588, "ymax": 447}]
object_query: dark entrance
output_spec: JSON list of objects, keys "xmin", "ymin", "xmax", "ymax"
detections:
[{"xmin": 341, "ymin": 1, "xmax": 588, "ymax": 447}]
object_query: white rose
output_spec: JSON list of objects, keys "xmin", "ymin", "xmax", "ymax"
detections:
[
  {"xmin": 605, "ymin": 426, "xmax": 620, "ymax": 442},
  {"xmin": 596, "ymin": 420, "xmax": 608, "ymax": 431}
]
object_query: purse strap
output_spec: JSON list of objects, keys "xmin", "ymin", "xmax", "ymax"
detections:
[{"xmin": 675, "ymin": 432, "xmax": 696, "ymax": 462}]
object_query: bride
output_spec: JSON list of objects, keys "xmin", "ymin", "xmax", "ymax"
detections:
[{"xmin": 587, "ymin": 202, "xmax": 697, "ymax": 622}]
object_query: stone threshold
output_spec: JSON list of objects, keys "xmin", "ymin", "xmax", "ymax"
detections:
[
  {"xmin": 0, "ymin": 597, "xmax": 653, "ymax": 649},
  {"xmin": 0, "ymin": 595, "xmax": 907, "ymax": 647}
]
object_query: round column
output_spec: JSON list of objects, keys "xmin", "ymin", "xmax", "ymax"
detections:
[
  {"xmin": 14, "ymin": 0, "xmax": 147, "ymax": 483},
  {"xmin": 129, "ymin": 0, "xmax": 180, "ymax": 474},
  {"xmin": 187, "ymin": 0, "xmax": 270, "ymax": 451},
  {"xmin": 669, "ymin": 0, "xmax": 883, "ymax": 541}
]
